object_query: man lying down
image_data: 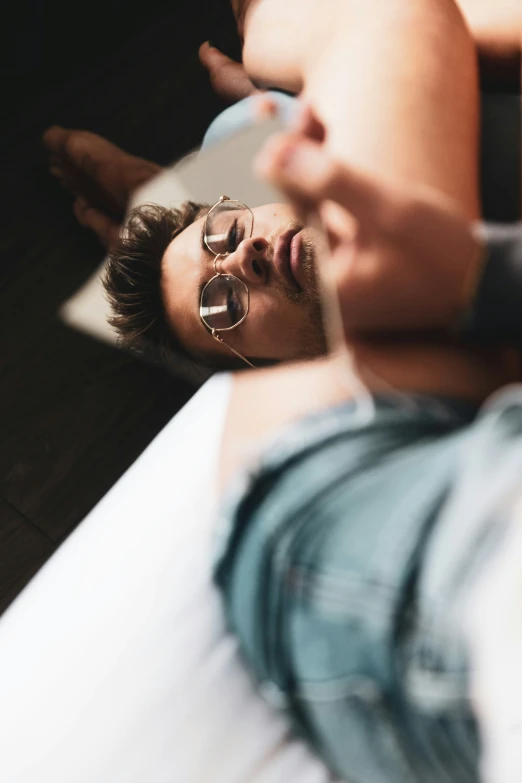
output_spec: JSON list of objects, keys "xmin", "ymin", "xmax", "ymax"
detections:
[
  {"xmin": 45, "ymin": 0, "xmax": 522, "ymax": 780},
  {"xmin": 43, "ymin": 0, "xmax": 521, "ymax": 371}
]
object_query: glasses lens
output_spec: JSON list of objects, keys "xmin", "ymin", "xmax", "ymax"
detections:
[
  {"xmin": 205, "ymin": 202, "xmax": 253, "ymax": 256},
  {"xmin": 200, "ymin": 275, "xmax": 249, "ymax": 330}
]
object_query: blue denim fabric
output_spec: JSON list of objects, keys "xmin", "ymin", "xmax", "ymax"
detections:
[{"xmin": 214, "ymin": 389, "xmax": 522, "ymax": 783}]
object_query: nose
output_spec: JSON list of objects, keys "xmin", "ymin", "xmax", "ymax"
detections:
[{"xmin": 220, "ymin": 236, "xmax": 269, "ymax": 284}]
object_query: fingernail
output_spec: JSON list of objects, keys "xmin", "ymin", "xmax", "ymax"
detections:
[{"xmin": 207, "ymin": 39, "xmax": 215, "ymax": 48}]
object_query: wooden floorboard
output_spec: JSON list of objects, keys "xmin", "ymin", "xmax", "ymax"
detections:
[
  {"xmin": 0, "ymin": 323, "xmax": 192, "ymax": 542},
  {"xmin": 0, "ymin": 498, "xmax": 54, "ymax": 616}
]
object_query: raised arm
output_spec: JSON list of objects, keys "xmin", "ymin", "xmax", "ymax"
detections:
[
  {"xmin": 240, "ymin": 0, "xmax": 521, "ymax": 92},
  {"xmin": 242, "ymin": 0, "xmax": 480, "ymax": 217},
  {"xmin": 218, "ymin": 0, "xmax": 519, "ymax": 489}
]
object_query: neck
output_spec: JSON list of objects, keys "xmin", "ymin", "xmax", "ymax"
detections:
[{"xmin": 348, "ymin": 339, "xmax": 522, "ymax": 404}]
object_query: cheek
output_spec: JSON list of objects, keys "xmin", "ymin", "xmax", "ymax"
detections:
[{"xmin": 246, "ymin": 292, "xmax": 308, "ymax": 343}]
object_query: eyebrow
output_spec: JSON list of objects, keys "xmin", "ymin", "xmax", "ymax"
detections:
[
  {"xmin": 197, "ymin": 220, "xmax": 212, "ymax": 329},
  {"xmin": 200, "ymin": 220, "xmax": 209, "ymax": 255}
]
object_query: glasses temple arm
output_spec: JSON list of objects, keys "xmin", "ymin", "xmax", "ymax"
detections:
[{"xmin": 211, "ymin": 330, "xmax": 255, "ymax": 369}]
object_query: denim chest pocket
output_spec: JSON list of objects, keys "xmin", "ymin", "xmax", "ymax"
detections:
[
  {"xmin": 294, "ymin": 674, "xmax": 420, "ymax": 783},
  {"xmin": 277, "ymin": 577, "xmax": 421, "ymax": 783}
]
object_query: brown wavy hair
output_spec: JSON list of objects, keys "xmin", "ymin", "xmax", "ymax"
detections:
[{"xmin": 103, "ymin": 201, "xmax": 209, "ymax": 365}]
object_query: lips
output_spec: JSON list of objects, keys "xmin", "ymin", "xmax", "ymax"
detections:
[{"xmin": 273, "ymin": 228, "xmax": 302, "ymax": 291}]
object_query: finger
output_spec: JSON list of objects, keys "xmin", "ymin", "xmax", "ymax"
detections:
[
  {"xmin": 198, "ymin": 41, "xmax": 258, "ymax": 102},
  {"xmin": 288, "ymin": 102, "xmax": 326, "ymax": 143},
  {"xmin": 318, "ymin": 200, "xmax": 359, "ymax": 246},
  {"xmin": 256, "ymin": 133, "xmax": 388, "ymax": 227},
  {"xmin": 254, "ymin": 131, "xmax": 319, "ymax": 225}
]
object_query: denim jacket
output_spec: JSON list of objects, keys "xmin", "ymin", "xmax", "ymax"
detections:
[{"xmin": 215, "ymin": 390, "xmax": 522, "ymax": 783}]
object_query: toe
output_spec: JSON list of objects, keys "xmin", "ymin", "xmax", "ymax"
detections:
[
  {"xmin": 42, "ymin": 125, "xmax": 69, "ymax": 153},
  {"xmin": 61, "ymin": 133, "xmax": 100, "ymax": 178},
  {"xmin": 73, "ymin": 197, "xmax": 121, "ymax": 249},
  {"xmin": 49, "ymin": 164, "xmax": 65, "ymax": 180},
  {"xmin": 43, "ymin": 127, "xmax": 99, "ymax": 178}
]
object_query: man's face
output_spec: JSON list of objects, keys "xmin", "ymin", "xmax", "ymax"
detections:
[{"xmin": 161, "ymin": 202, "xmax": 326, "ymax": 366}]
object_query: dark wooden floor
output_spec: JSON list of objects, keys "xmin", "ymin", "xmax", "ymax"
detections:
[{"xmin": 0, "ymin": 0, "xmax": 239, "ymax": 614}]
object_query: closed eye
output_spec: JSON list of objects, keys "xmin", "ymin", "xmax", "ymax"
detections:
[
  {"xmin": 226, "ymin": 287, "xmax": 243, "ymax": 324},
  {"xmin": 197, "ymin": 280, "xmax": 208, "ymax": 329},
  {"xmin": 227, "ymin": 219, "xmax": 239, "ymax": 253},
  {"xmin": 198, "ymin": 279, "xmax": 206, "ymax": 305}
]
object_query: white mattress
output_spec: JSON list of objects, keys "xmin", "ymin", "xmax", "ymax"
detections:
[{"xmin": 0, "ymin": 374, "xmax": 338, "ymax": 783}]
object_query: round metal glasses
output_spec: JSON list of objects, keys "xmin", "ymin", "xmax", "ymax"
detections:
[{"xmin": 199, "ymin": 196, "xmax": 256, "ymax": 368}]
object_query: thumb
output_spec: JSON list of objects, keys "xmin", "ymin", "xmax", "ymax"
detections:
[
  {"xmin": 256, "ymin": 133, "xmax": 390, "ymax": 228},
  {"xmin": 198, "ymin": 41, "xmax": 258, "ymax": 103}
]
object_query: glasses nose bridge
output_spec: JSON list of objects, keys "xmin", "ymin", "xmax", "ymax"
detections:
[
  {"xmin": 214, "ymin": 240, "xmax": 248, "ymax": 280},
  {"xmin": 212, "ymin": 252, "xmax": 227, "ymax": 276}
]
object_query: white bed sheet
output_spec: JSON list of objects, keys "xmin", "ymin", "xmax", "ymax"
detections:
[{"xmin": 0, "ymin": 374, "xmax": 337, "ymax": 783}]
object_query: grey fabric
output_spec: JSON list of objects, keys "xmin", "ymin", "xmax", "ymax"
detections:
[
  {"xmin": 480, "ymin": 94, "xmax": 521, "ymax": 222},
  {"xmin": 464, "ymin": 223, "xmax": 522, "ymax": 341}
]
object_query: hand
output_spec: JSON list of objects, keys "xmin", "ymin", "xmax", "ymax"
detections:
[
  {"xmin": 255, "ymin": 106, "xmax": 483, "ymax": 336},
  {"xmin": 199, "ymin": 41, "xmax": 260, "ymax": 104}
]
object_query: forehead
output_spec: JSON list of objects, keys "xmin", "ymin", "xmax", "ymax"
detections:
[
  {"xmin": 161, "ymin": 213, "xmax": 208, "ymax": 357},
  {"xmin": 163, "ymin": 212, "xmax": 207, "ymax": 279}
]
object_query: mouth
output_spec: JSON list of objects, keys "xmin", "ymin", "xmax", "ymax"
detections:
[{"xmin": 273, "ymin": 228, "xmax": 304, "ymax": 292}]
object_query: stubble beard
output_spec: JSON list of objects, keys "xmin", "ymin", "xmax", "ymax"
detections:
[
  {"xmin": 267, "ymin": 219, "xmax": 327, "ymax": 358},
  {"xmin": 284, "ymin": 231, "xmax": 327, "ymax": 358}
]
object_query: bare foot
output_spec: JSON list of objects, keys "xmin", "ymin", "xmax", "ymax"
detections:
[{"xmin": 43, "ymin": 126, "xmax": 162, "ymax": 249}]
